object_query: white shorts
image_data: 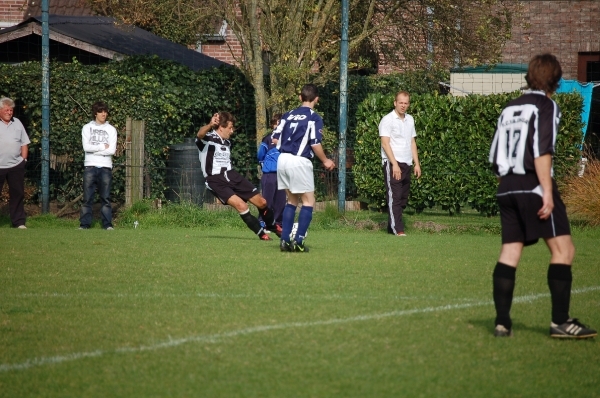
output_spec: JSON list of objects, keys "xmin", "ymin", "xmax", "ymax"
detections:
[{"xmin": 277, "ymin": 153, "xmax": 314, "ymax": 194}]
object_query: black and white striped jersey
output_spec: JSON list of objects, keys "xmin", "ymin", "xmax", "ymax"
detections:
[
  {"xmin": 195, "ymin": 131, "xmax": 232, "ymax": 178},
  {"xmin": 489, "ymin": 90, "xmax": 560, "ymax": 177}
]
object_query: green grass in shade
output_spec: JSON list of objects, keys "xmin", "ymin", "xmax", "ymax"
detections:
[{"xmin": 0, "ymin": 206, "xmax": 598, "ymax": 397}]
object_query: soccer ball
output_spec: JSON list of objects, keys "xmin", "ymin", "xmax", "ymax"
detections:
[{"xmin": 290, "ymin": 222, "xmax": 307, "ymax": 240}]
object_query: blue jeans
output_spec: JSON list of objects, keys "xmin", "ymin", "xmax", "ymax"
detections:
[{"xmin": 79, "ymin": 166, "xmax": 113, "ymax": 229}]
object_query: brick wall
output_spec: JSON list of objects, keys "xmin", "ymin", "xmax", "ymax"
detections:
[
  {"xmin": 376, "ymin": 1, "xmax": 600, "ymax": 78},
  {"xmin": 0, "ymin": 0, "xmax": 27, "ymax": 26},
  {"xmin": 501, "ymin": 1, "xmax": 600, "ymax": 79},
  {"xmin": 200, "ymin": 33, "xmax": 243, "ymax": 66},
  {"xmin": 198, "ymin": 12, "xmax": 243, "ymax": 66}
]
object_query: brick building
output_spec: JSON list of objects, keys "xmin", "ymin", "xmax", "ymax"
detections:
[
  {"xmin": 197, "ymin": 20, "xmax": 243, "ymax": 67},
  {"xmin": 0, "ymin": 0, "xmax": 95, "ymax": 28},
  {"xmin": 2, "ymin": 0, "xmax": 599, "ymax": 83},
  {"xmin": 502, "ymin": 1, "xmax": 600, "ymax": 81}
]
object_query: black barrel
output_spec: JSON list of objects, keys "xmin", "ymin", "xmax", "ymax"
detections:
[{"xmin": 165, "ymin": 138, "xmax": 205, "ymax": 206}]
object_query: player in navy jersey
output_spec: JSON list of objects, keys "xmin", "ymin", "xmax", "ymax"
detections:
[
  {"xmin": 489, "ymin": 54, "xmax": 595, "ymax": 339},
  {"xmin": 274, "ymin": 84, "xmax": 335, "ymax": 252},
  {"xmin": 196, "ymin": 111, "xmax": 282, "ymax": 241}
]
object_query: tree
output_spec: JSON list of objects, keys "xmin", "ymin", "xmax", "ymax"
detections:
[
  {"xmin": 87, "ymin": 0, "xmax": 215, "ymax": 45},
  {"xmin": 88, "ymin": 0, "xmax": 519, "ymax": 143}
]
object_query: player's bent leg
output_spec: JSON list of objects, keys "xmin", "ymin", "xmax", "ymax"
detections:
[
  {"xmin": 249, "ymin": 194, "xmax": 281, "ymax": 237},
  {"xmin": 229, "ymin": 195, "xmax": 270, "ymax": 240},
  {"xmin": 544, "ymin": 235, "xmax": 575, "ymax": 265},
  {"xmin": 248, "ymin": 193, "xmax": 268, "ymax": 210},
  {"xmin": 227, "ymin": 195, "xmax": 249, "ymax": 213},
  {"xmin": 239, "ymin": 209, "xmax": 270, "ymax": 240}
]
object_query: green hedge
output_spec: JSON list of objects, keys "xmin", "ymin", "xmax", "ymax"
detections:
[
  {"xmin": 316, "ymin": 68, "xmax": 449, "ymax": 147},
  {"xmin": 354, "ymin": 92, "xmax": 584, "ymax": 215},
  {"xmin": 0, "ymin": 56, "xmax": 255, "ymax": 203}
]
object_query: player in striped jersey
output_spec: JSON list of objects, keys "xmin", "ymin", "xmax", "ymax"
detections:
[
  {"xmin": 274, "ymin": 84, "xmax": 335, "ymax": 252},
  {"xmin": 196, "ymin": 111, "xmax": 282, "ymax": 241},
  {"xmin": 489, "ymin": 54, "xmax": 596, "ymax": 339}
]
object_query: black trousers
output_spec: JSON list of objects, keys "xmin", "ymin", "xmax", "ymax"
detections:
[
  {"xmin": 383, "ymin": 160, "xmax": 411, "ymax": 234},
  {"xmin": 0, "ymin": 160, "xmax": 27, "ymax": 227}
]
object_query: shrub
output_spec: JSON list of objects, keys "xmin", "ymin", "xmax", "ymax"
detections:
[
  {"xmin": 0, "ymin": 57, "xmax": 256, "ymax": 203},
  {"xmin": 562, "ymin": 155, "xmax": 600, "ymax": 226},
  {"xmin": 354, "ymin": 91, "xmax": 584, "ymax": 215}
]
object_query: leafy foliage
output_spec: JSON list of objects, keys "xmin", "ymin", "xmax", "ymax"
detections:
[
  {"xmin": 87, "ymin": 0, "xmax": 215, "ymax": 46},
  {"xmin": 354, "ymin": 92, "xmax": 584, "ymax": 215},
  {"xmin": 0, "ymin": 56, "xmax": 256, "ymax": 203},
  {"xmin": 316, "ymin": 68, "xmax": 449, "ymax": 147}
]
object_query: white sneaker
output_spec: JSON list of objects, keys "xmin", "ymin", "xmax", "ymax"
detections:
[
  {"xmin": 106, "ymin": 227, "xmax": 114, "ymax": 230},
  {"xmin": 17, "ymin": 225, "xmax": 27, "ymax": 229}
]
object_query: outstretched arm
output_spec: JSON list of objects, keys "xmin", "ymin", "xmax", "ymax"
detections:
[{"xmin": 198, "ymin": 113, "xmax": 219, "ymax": 140}]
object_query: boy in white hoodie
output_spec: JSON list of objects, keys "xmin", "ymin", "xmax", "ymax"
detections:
[{"xmin": 79, "ymin": 101, "xmax": 117, "ymax": 230}]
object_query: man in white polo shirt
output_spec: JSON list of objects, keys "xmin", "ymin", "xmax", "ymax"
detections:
[
  {"xmin": 379, "ymin": 91, "xmax": 421, "ymax": 236},
  {"xmin": 0, "ymin": 97, "xmax": 30, "ymax": 229}
]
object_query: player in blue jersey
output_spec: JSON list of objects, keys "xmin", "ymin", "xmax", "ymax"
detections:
[
  {"xmin": 274, "ymin": 84, "xmax": 335, "ymax": 252},
  {"xmin": 258, "ymin": 113, "xmax": 286, "ymax": 230}
]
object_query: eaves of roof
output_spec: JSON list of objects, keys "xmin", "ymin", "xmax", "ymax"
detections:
[{"xmin": 0, "ymin": 15, "xmax": 226, "ymax": 71}]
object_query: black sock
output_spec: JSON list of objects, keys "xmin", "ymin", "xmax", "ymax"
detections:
[
  {"xmin": 240, "ymin": 210, "xmax": 264, "ymax": 236},
  {"xmin": 493, "ymin": 262, "xmax": 516, "ymax": 329},
  {"xmin": 259, "ymin": 206, "xmax": 275, "ymax": 227},
  {"xmin": 547, "ymin": 263, "xmax": 572, "ymax": 325}
]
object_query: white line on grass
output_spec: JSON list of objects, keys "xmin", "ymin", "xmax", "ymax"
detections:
[
  {"xmin": 7, "ymin": 292, "xmax": 483, "ymax": 301},
  {"xmin": 1, "ymin": 286, "xmax": 598, "ymax": 373}
]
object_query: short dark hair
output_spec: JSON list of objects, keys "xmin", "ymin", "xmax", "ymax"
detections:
[
  {"xmin": 270, "ymin": 113, "xmax": 282, "ymax": 128},
  {"xmin": 92, "ymin": 101, "xmax": 109, "ymax": 116},
  {"xmin": 300, "ymin": 84, "xmax": 319, "ymax": 102},
  {"xmin": 525, "ymin": 54, "xmax": 562, "ymax": 94},
  {"xmin": 218, "ymin": 111, "xmax": 235, "ymax": 128}
]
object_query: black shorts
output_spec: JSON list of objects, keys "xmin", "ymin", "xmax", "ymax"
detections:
[
  {"xmin": 497, "ymin": 174, "xmax": 570, "ymax": 246},
  {"xmin": 205, "ymin": 170, "xmax": 259, "ymax": 205}
]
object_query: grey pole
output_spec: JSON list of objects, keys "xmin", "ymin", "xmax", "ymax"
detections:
[
  {"xmin": 41, "ymin": 0, "xmax": 50, "ymax": 213},
  {"xmin": 337, "ymin": 0, "xmax": 349, "ymax": 213}
]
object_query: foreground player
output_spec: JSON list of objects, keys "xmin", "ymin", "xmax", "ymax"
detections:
[
  {"xmin": 275, "ymin": 84, "xmax": 335, "ymax": 252},
  {"xmin": 489, "ymin": 53, "xmax": 596, "ymax": 339},
  {"xmin": 196, "ymin": 112, "xmax": 281, "ymax": 240}
]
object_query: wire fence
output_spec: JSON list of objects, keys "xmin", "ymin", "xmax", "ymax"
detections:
[
  {"xmin": 1, "ymin": 159, "xmax": 356, "ymax": 211},
  {"xmin": 1, "ymin": 1, "xmax": 599, "ymax": 212}
]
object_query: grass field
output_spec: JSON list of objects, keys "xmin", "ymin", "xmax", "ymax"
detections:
[{"xmin": 1, "ymin": 208, "xmax": 599, "ymax": 397}]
